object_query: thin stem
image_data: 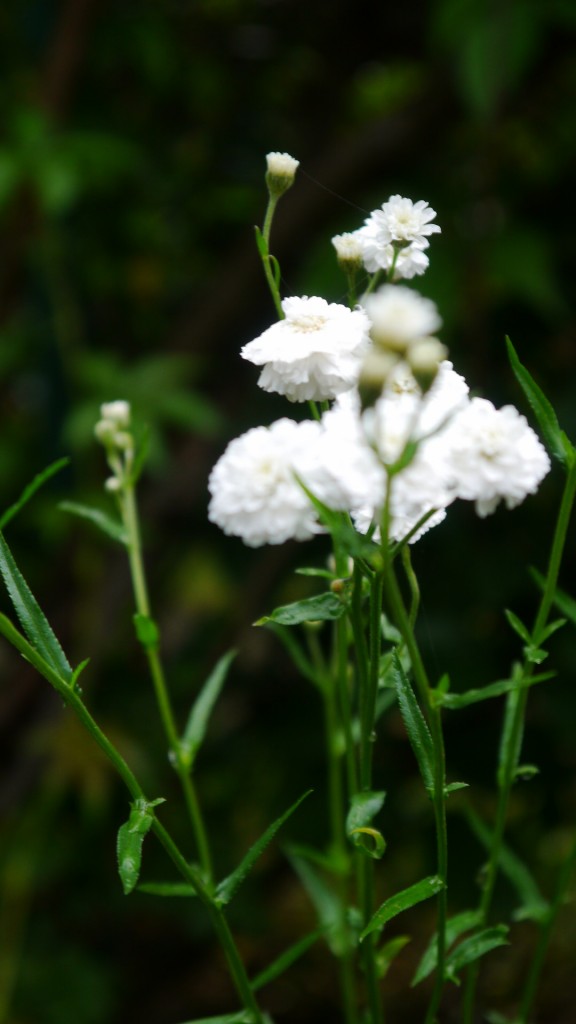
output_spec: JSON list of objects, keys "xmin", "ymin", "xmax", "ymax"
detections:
[
  {"xmin": 260, "ymin": 194, "xmax": 283, "ymax": 318},
  {"xmin": 382, "ymin": 561, "xmax": 448, "ymax": 1024},
  {"xmin": 462, "ymin": 457, "xmax": 576, "ymax": 1024},
  {"xmin": 120, "ymin": 482, "xmax": 213, "ymax": 882}
]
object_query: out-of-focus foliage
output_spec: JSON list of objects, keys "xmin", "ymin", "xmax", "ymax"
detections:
[{"xmin": 1, "ymin": 1, "xmax": 576, "ymax": 1022}]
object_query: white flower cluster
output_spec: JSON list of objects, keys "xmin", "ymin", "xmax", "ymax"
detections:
[
  {"xmin": 343, "ymin": 195, "xmax": 441, "ymax": 281},
  {"xmin": 208, "ymin": 167, "xmax": 550, "ymax": 548}
]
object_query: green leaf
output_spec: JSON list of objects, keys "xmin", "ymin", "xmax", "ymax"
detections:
[
  {"xmin": 295, "ymin": 567, "xmax": 336, "ymax": 580},
  {"xmin": 506, "ymin": 337, "xmax": 573, "ymax": 465},
  {"xmin": 254, "ymin": 224, "xmax": 269, "ymax": 258},
  {"xmin": 255, "ymin": 592, "xmax": 346, "ymax": 627},
  {"xmin": 536, "ymin": 617, "xmax": 567, "ymax": 646},
  {"xmin": 251, "ymin": 928, "xmax": 324, "ymax": 991},
  {"xmin": 0, "ymin": 532, "xmax": 72, "ymax": 683},
  {"xmin": 412, "ymin": 909, "xmax": 482, "ymax": 986},
  {"xmin": 264, "ymin": 623, "xmax": 322, "ymax": 689},
  {"xmin": 360, "ymin": 876, "xmax": 444, "ymax": 941},
  {"xmin": 215, "ymin": 791, "xmax": 311, "ymax": 907},
  {"xmin": 497, "ymin": 679, "xmax": 524, "ymax": 788},
  {"xmin": 465, "ymin": 807, "xmax": 549, "ymax": 923},
  {"xmin": 376, "ymin": 935, "xmax": 411, "ymax": 979},
  {"xmin": 391, "ymin": 653, "xmax": 435, "ymax": 794},
  {"xmin": 0, "ymin": 458, "xmax": 70, "ymax": 530},
  {"xmin": 346, "ymin": 791, "xmax": 386, "ymax": 833},
  {"xmin": 347, "ymin": 792, "xmax": 386, "ymax": 857},
  {"xmin": 138, "ymin": 882, "xmax": 197, "ymax": 897},
  {"xmin": 181, "ymin": 650, "xmax": 236, "ymax": 765},
  {"xmin": 288, "ymin": 852, "xmax": 345, "ymax": 955},
  {"xmin": 176, "ymin": 1012, "xmax": 255, "ymax": 1024},
  {"xmin": 513, "ymin": 763, "xmax": 539, "ymax": 783},
  {"xmin": 70, "ymin": 658, "xmax": 90, "ymax": 692},
  {"xmin": 0, "ymin": 613, "xmax": 67, "ymax": 690},
  {"xmin": 439, "ymin": 670, "xmax": 555, "ymax": 709},
  {"xmin": 444, "ymin": 782, "xmax": 468, "ymax": 796},
  {"xmin": 59, "ymin": 501, "xmax": 128, "ymax": 544},
  {"xmin": 117, "ymin": 797, "xmax": 164, "ymax": 896},
  {"xmin": 504, "ymin": 609, "xmax": 531, "ymax": 643},
  {"xmin": 133, "ymin": 613, "xmax": 160, "ymax": 650},
  {"xmin": 445, "ymin": 925, "xmax": 509, "ymax": 982},
  {"xmin": 530, "ymin": 568, "xmax": 576, "ymax": 627}
]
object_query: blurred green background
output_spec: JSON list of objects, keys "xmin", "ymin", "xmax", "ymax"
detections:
[{"xmin": 2, "ymin": 1, "xmax": 576, "ymax": 1022}]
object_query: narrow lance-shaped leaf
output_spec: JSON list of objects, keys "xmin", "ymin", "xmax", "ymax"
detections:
[
  {"xmin": 181, "ymin": 650, "xmax": 237, "ymax": 765},
  {"xmin": 530, "ymin": 567, "xmax": 576, "ymax": 627},
  {"xmin": 251, "ymin": 928, "xmax": 325, "ymax": 992},
  {"xmin": 0, "ymin": 613, "xmax": 68, "ymax": 691},
  {"xmin": 347, "ymin": 791, "xmax": 387, "ymax": 859},
  {"xmin": 465, "ymin": 806, "xmax": 549, "ymax": 922},
  {"xmin": 0, "ymin": 532, "xmax": 72, "ymax": 683},
  {"xmin": 360, "ymin": 876, "xmax": 445, "ymax": 941},
  {"xmin": 445, "ymin": 925, "xmax": 509, "ymax": 981},
  {"xmin": 288, "ymin": 850, "xmax": 346, "ymax": 955},
  {"xmin": 117, "ymin": 797, "xmax": 165, "ymax": 896},
  {"xmin": 215, "ymin": 791, "xmax": 312, "ymax": 907},
  {"xmin": 439, "ymin": 670, "xmax": 555, "ymax": 710},
  {"xmin": 506, "ymin": 336, "xmax": 573, "ymax": 465},
  {"xmin": 412, "ymin": 909, "xmax": 482, "ymax": 986},
  {"xmin": 138, "ymin": 882, "xmax": 197, "ymax": 898},
  {"xmin": 255, "ymin": 592, "xmax": 345, "ymax": 627},
  {"xmin": 176, "ymin": 1012, "xmax": 255, "ymax": 1024},
  {"xmin": 59, "ymin": 501, "xmax": 128, "ymax": 545},
  {"xmin": 0, "ymin": 457, "xmax": 70, "ymax": 531},
  {"xmin": 392, "ymin": 653, "xmax": 435, "ymax": 794}
]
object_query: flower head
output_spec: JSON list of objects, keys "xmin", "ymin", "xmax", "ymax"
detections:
[
  {"xmin": 353, "ymin": 195, "xmax": 440, "ymax": 280},
  {"xmin": 265, "ymin": 152, "xmax": 300, "ymax": 197},
  {"xmin": 373, "ymin": 195, "xmax": 440, "ymax": 248},
  {"xmin": 241, "ymin": 296, "xmax": 371, "ymax": 402},
  {"xmin": 208, "ymin": 418, "xmax": 323, "ymax": 547},
  {"xmin": 362, "ymin": 285, "xmax": 442, "ymax": 353},
  {"xmin": 443, "ymin": 398, "xmax": 551, "ymax": 516}
]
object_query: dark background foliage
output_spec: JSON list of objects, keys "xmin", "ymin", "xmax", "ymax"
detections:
[{"xmin": 1, "ymin": 2, "xmax": 576, "ymax": 1022}]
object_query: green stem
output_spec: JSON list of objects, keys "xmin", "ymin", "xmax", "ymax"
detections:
[
  {"xmin": 519, "ymin": 833, "xmax": 576, "ymax": 1022},
  {"xmin": 120, "ymin": 483, "xmax": 213, "ymax": 882},
  {"xmin": 382, "ymin": 561, "xmax": 448, "ymax": 1024},
  {"xmin": 260, "ymin": 194, "xmax": 283, "ymax": 318},
  {"xmin": 463, "ymin": 457, "xmax": 576, "ymax": 1024}
]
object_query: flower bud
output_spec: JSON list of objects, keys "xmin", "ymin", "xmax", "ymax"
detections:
[
  {"xmin": 265, "ymin": 151, "xmax": 299, "ymax": 198},
  {"xmin": 331, "ymin": 233, "xmax": 364, "ymax": 275},
  {"xmin": 105, "ymin": 476, "xmax": 121, "ymax": 493},
  {"xmin": 407, "ymin": 337, "xmax": 448, "ymax": 393},
  {"xmin": 94, "ymin": 419, "xmax": 116, "ymax": 445},
  {"xmin": 100, "ymin": 400, "xmax": 131, "ymax": 427}
]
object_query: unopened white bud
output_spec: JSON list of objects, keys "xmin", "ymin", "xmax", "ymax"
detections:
[
  {"xmin": 100, "ymin": 400, "xmax": 131, "ymax": 428},
  {"xmin": 265, "ymin": 151, "xmax": 299, "ymax": 197},
  {"xmin": 105, "ymin": 476, "xmax": 121, "ymax": 493},
  {"xmin": 112, "ymin": 431, "xmax": 134, "ymax": 452},
  {"xmin": 94, "ymin": 419, "xmax": 116, "ymax": 445},
  {"xmin": 407, "ymin": 337, "xmax": 448, "ymax": 393},
  {"xmin": 331, "ymin": 232, "xmax": 364, "ymax": 273}
]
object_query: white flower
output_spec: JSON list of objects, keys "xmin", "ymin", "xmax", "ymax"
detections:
[
  {"xmin": 241, "ymin": 296, "xmax": 371, "ymax": 402},
  {"xmin": 353, "ymin": 196, "xmax": 440, "ymax": 280},
  {"xmin": 373, "ymin": 195, "xmax": 440, "ymax": 248},
  {"xmin": 443, "ymin": 398, "xmax": 551, "ymax": 517},
  {"xmin": 266, "ymin": 152, "xmax": 300, "ymax": 177},
  {"xmin": 298, "ymin": 392, "xmax": 386, "ymax": 512},
  {"xmin": 362, "ymin": 285, "xmax": 442, "ymax": 352},
  {"xmin": 331, "ymin": 232, "xmax": 364, "ymax": 269},
  {"xmin": 207, "ymin": 418, "xmax": 322, "ymax": 547}
]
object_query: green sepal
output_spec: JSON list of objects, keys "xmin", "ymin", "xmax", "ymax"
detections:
[
  {"xmin": 506, "ymin": 336, "xmax": 573, "ymax": 466},
  {"xmin": 391, "ymin": 653, "xmax": 435, "ymax": 795},
  {"xmin": 251, "ymin": 928, "xmax": 324, "ymax": 992},
  {"xmin": 215, "ymin": 790, "xmax": 311, "ymax": 907},
  {"xmin": 0, "ymin": 531, "xmax": 73, "ymax": 683},
  {"xmin": 255, "ymin": 592, "xmax": 346, "ymax": 627},
  {"xmin": 412, "ymin": 909, "xmax": 482, "ymax": 986},
  {"xmin": 180, "ymin": 650, "xmax": 236, "ymax": 766},
  {"xmin": 360, "ymin": 875, "xmax": 444, "ymax": 941},
  {"xmin": 133, "ymin": 613, "xmax": 160, "ymax": 650},
  {"xmin": 0, "ymin": 457, "xmax": 70, "ymax": 531},
  {"xmin": 59, "ymin": 501, "xmax": 128, "ymax": 545},
  {"xmin": 444, "ymin": 925, "xmax": 509, "ymax": 983},
  {"xmin": 117, "ymin": 797, "xmax": 165, "ymax": 895},
  {"xmin": 138, "ymin": 882, "xmax": 197, "ymax": 897}
]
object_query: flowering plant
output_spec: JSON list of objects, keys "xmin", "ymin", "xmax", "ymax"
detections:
[{"xmin": 1, "ymin": 152, "xmax": 575, "ymax": 1024}]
